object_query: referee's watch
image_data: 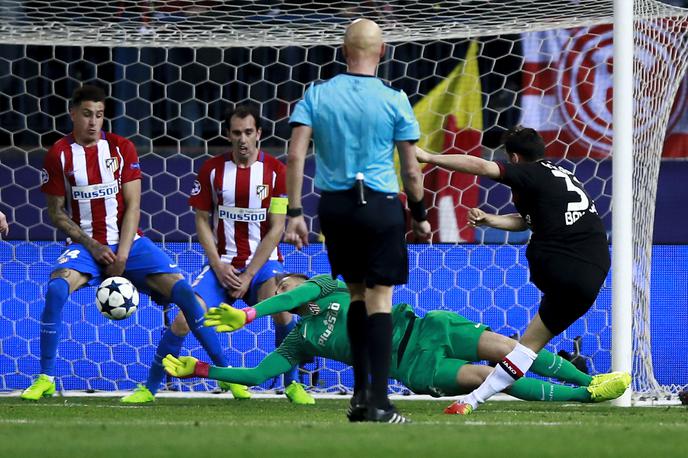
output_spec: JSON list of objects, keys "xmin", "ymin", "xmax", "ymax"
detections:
[{"xmin": 287, "ymin": 207, "xmax": 303, "ymax": 217}]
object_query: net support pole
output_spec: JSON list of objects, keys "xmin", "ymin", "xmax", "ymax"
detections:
[{"xmin": 612, "ymin": 0, "xmax": 634, "ymax": 407}]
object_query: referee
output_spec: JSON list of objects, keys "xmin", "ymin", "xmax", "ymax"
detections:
[{"xmin": 284, "ymin": 18, "xmax": 431, "ymax": 423}]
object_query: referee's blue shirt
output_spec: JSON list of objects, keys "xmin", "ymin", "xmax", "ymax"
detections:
[{"xmin": 289, "ymin": 73, "xmax": 420, "ymax": 194}]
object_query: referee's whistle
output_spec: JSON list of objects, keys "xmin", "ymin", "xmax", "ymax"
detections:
[{"xmin": 355, "ymin": 172, "xmax": 367, "ymax": 206}]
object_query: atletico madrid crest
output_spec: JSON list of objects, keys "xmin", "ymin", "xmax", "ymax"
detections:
[
  {"xmin": 256, "ymin": 184, "xmax": 268, "ymax": 200},
  {"xmin": 105, "ymin": 157, "xmax": 119, "ymax": 173}
]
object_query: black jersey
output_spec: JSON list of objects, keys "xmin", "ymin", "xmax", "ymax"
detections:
[{"xmin": 495, "ymin": 160, "xmax": 610, "ymax": 270}]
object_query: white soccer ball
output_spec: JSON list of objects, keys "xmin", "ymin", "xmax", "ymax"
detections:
[{"xmin": 96, "ymin": 276, "xmax": 139, "ymax": 321}]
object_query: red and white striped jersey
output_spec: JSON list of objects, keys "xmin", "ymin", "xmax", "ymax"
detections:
[
  {"xmin": 41, "ymin": 132, "xmax": 142, "ymax": 245},
  {"xmin": 189, "ymin": 151, "xmax": 286, "ymax": 268}
]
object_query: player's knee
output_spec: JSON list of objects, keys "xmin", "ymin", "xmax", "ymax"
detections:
[
  {"xmin": 457, "ymin": 365, "xmax": 492, "ymax": 390},
  {"xmin": 148, "ymin": 273, "xmax": 185, "ymax": 300},
  {"xmin": 271, "ymin": 311, "xmax": 292, "ymax": 326},
  {"xmin": 50, "ymin": 268, "xmax": 82, "ymax": 292},
  {"xmin": 477, "ymin": 331, "xmax": 516, "ymax": 361},
  {"xmin": 170, "ymin": 313, "xmax": 191, "ymax": 336}
]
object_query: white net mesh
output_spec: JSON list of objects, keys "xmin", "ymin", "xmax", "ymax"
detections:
[{"xmin": 1, "ymin": 0, "xmax": 687, "ymax": 401}]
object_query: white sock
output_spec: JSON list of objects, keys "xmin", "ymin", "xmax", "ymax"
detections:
[
  {"xmin": 41, "ymin": 374, "xmax": 55, "ymax": 382},
  {"xmin": 464, "ymin": 343, "xmax": 538, "ymax": 409}
]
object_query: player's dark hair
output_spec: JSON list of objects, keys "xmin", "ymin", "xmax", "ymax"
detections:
[
  {"xmin": 71, "ymin": 85, "xmax": 106, "ymax": 108},
  {"xmin": 226, "ymin": 104, "xmax": 262, "ymax": 132},
  {"xmin": 502, "ymin": 126, "xmax": 545, "ymax": 161}
]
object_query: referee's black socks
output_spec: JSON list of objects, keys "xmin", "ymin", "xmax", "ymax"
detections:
[
  {"xmin": 367, "ymin": 312, "xmax": 393, "ymax": 410},
  {"xmin": 347, "ymin": 300, "xmax": 369, "ymax": 396}
]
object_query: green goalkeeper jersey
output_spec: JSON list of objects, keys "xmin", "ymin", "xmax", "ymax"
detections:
[
  {"xmin": 271, "ymin": 275, "xmax": 418, "ymax": 374},
  {"xmin": 207, "ymin": 274, "xmax": 419, "ymax": 386}
]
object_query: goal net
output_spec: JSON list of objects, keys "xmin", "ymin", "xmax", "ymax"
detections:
[{"xmin": 0, "ymin": 0, "xmax": 686, "ymax": 402}]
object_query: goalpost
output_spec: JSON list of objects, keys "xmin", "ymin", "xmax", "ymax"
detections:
[{"xmin": 0, "ymin": 0, "xmax": 686, "ymax": 403}]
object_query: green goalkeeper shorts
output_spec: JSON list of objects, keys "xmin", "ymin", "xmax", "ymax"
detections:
[{"xmin": 396, "ymin": 311, "xmax": 489, "ymax": 397}]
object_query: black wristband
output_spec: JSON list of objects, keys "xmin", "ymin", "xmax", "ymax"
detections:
[
  {"xmin": 408, "ymin": 198, "xmax": 427, "ymax": 222},
  {"xmin": 287, "ymin": 207, "xmax": 303, "ymax": 217}
]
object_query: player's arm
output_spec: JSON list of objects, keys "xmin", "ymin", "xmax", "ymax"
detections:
[
  {"xmin": 107, "ymin": 179, "xmax": 141, "ymax": 276},
  {"xmin": 397, "ymin": 140, "xmax": 431, "ymax": 240},
  {"xmin": 284, "ymin": 124, "xmax": 312, "ymax": 249},
  {"xmin": 205, "ymin": 278, "xmax": 331, "ymax": 332},
  {"xmin": 163, "ymin": 352, "xmax": 294, "ymax": 386},
  {"xmin": 46, "ymin": 194, "xmax": 116, "ymax": 265},
  {"xmin": 468, "ymin": 208, "xmax": 528, "ymax": 231},
  {"xmin": 397, "ymin": 141, "xmax": 425, "ymax": 203},
  {"xmin": 416, "ymin": 147, "xmax": 501, "ymax": 179},
  {"xmin": 195, "ymin": 208, "xmax": 222, "ymax": 268}
]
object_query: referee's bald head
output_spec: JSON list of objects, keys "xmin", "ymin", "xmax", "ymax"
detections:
[{"xmin": 344, "ymin": 18, "xmax": 383, "ymax": 59}]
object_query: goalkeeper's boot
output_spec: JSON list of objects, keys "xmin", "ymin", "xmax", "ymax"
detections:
[
  {"xmin": 587, "ymin": 372, "xmax": 631, "ymax": 402},
  {"xmin": 366, "ymin": 403, "xmax": 411, "ymax": 424},
  {"xmin": 218, "ymin": 381, "xmax": 252, "ymax": 400},
  {"xmin": 346, "ymin": 390, "xmax": 368, "ymax": 423},
  {"xmin": 589, "ymin": 371, "xmax": 631, "ymax": 388},
  {"xmin": 444, "ymin": 401, "xmax": 474, "ymax": 415},
  {"xmin": 285, "ymin": 381, "xmax": 315, "ymax": 405},
  {"xmin": 121, "ymin": 384, "xmax": 155, "ymax": 404},
  {"xmin": 20, "ymin": 374, "xmax": 56, "ymax": 401}
]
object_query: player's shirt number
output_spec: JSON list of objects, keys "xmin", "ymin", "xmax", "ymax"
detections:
[{"xmin": 550, "ymin": 169, "xmax": 592, "ymax": 226}]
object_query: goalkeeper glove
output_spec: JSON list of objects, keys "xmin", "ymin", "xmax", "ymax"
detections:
[
  {"xmin": 162, "ymin": 355, "xmax": 210, "ymax": 379},
  {"xmin": 204, "ymin": 303, "xmax": 257, "ymax": 333}
]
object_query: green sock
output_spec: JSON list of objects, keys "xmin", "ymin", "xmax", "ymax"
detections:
[
  {"xmin": 530, "ymin": 348, "xmax": 593, "ymax": 386},
  {"xmin": 507, "ymin": 377, "xmax": 592, "ymax": 402}
]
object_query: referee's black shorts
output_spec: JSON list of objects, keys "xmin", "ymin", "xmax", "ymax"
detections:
[
  {"xmin": 318, "ymin": 187, "xmax": 408, "ymax": 288},
  {"xmin": 528, "ymin": 250, "xmax": 610, "ymax": 336}
]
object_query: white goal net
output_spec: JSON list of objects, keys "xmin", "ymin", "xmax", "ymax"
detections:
[{"xmin": 0, "ymin": 0, "xmax": 687, "ymax": 402}]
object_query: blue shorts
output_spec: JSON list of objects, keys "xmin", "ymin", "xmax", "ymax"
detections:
[
  {"xmin": 53, "ymin": 236, "xmax": 182, "ymax": 296},
  {"xmin": 192, "ymin": 260, "xmax": 284, "ymax": 308}
]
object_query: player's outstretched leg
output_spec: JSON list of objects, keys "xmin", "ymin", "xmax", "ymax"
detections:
[
  {"xmin": 122, "ymin": 327, "xmax": 184, "ymax": 403},
  {"xmin": 21, "ymin": 277, "xmax": 69, "ymax": 401},
  {"xmin": 530, "ymin": 348, "xmax": 593, "ymax": 387},
  {"xmin": 169, "ymin": 280, "xmax": 252, "ymax": 400}
]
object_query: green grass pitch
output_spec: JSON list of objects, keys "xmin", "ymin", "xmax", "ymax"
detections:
[{"xmin": 0, "ymin": 397, "xmax": 686, "ymax": 458}]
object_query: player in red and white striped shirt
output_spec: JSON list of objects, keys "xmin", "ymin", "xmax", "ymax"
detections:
[
  {"xmin": 125, "ymin": 105, "xmax": 313, "ymax": 404},
  {"xmin": 22, "ymin": 85, "xmax": 229, "ymax": 401}
]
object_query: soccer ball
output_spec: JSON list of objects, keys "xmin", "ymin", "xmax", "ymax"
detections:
[{"xmin": 96, "ymin": 276, "xmax": 139, "ymax": 320}]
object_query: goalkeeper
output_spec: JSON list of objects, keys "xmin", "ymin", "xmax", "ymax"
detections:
[{"xmin": 163, "ymin": 274, "xmax": 630, "ymax": 413}]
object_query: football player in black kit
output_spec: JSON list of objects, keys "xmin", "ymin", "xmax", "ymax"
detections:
[{"xmin": 416, "ymin": 126, "xmax": 629, "ymax": 415}]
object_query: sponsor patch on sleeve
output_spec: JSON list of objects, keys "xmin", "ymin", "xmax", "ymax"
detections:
[{"xmin": 190, "ymin": 180, "xmax": 201, "ymax": 196}]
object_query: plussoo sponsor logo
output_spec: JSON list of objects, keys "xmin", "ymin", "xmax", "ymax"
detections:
[
  {"xmin": 318, "ymin": 302, "xmax": 341, "ymax": 346},
  {"xmin": 71, "ymin": 181, "xmax": 119, "ymax": 200},
  {"xmin": 218, "ymin": 205, "xmax": 267, "ymax": 222}
]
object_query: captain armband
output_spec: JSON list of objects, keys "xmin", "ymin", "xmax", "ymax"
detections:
[{"xmin": 269, "ymin": 197, "xmax": 288, "ymax": 215}]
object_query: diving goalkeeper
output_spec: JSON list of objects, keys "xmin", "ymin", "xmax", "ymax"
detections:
[{"xmin": 163, "ymin": 274, "xmax": 629, "ymax": 416}]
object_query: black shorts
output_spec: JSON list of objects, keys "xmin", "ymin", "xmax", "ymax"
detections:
[
  {"xmin": 528, "ymin": 250, "xmax": 609, "ymax": 335},
  {"xmin": 318, "ymin": 187, "xmax": 408, "ymax": 287}
]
